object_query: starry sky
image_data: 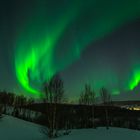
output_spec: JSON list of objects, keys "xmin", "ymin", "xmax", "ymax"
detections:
[{"xmin": 0, "ymin": 0, "xmax": 140, "ymax": 100}]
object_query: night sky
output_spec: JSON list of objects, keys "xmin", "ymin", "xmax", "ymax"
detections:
[{"xmin": 0, "ymin": 0, "xmax": 140, "ymax": 100}]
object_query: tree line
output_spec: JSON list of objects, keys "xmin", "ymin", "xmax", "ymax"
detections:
[
  {"xmin": 0, "ymin": 91, "xmax": 36, "ymax": 120},
  {"xmin": 40, "ymin": 74, "xmax": 113, "ymax": 138},
  {"xmin": 39, "ymin": 74, "xmax": 140, "ymax": 138}
]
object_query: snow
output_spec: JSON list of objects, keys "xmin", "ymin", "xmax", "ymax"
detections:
[
  {"xmin": 0, "ymin": 115, "xmax": 43, "ymax": 140},
  {"xmin": 0, "ymin": 115, "xmax": 140, "ymax": 140},
  {"xmin": 56, "ymin": 128, "xmax": 140, "ymax": 140}
]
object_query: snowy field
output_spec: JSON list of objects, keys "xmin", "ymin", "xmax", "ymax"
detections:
[
  {"xmin": 0, "ymin": 115, "xmax": 140, "ymax": 140},
  {"xmin": 0, "ymin": 115, "xmax": 43, "ymax": 140},
  {"xmin": 56, "ymin": 128, "xmax": 140, "ymax": 140}
]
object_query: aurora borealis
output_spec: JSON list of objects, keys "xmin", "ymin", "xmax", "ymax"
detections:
[{"xmin": 0, "ymin": 0, "xmax": 140, "ymax": 99}]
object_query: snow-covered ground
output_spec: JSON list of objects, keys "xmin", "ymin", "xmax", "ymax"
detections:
[
  {"xmin": 56, "ymin": 128, "xmax": 140, "ymax": 140},
  {"xmin": 0, "ymin": 115, "xmax": 43, "ymax": 140},
  {"xmin": 0, "ymin": 115, "xmax": 140, "ymax": 140}
]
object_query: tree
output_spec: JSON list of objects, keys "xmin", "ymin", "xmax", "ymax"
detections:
[
  {"xmin": 12, "ymin": 94, "xmax": 28, "ymax": 118},
  {"xmin": 42, "ymin": 74, "xmax": 64, "ymax": 138},
  {"xmin": 79, "ymin": 84, "xmax": 96, "ymax": 128},
  {"xmin": 100, "ymin": 87, "xmax": 111, "ymax": 129}
]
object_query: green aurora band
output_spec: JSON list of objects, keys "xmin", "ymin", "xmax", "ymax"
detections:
[{"xmin": 14, "ymin": 0, "xmax": 140, "ymax": 97}]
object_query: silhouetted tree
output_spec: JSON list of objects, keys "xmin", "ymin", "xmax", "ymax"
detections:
[
  {"xmin": 27, "ymin": 98, "xmax": 34, "ymax": 105},
  {"xmin": 7, "ymin": 93, "xmax": 15, "ymax": 106},
  {"xmin": 12, "ymin": 95, "xmax": 27, "ymax": 117},
  {"xmin": 100, "ymin": 87, "xmax": 111, "ymax": 129},
  {"xmin": 79, "ymin": 84, "xmax": 96, "ymax": 128},
  {"xmin": 42, "ymin": 74, "xmax": 64, "ymax": 138}
]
